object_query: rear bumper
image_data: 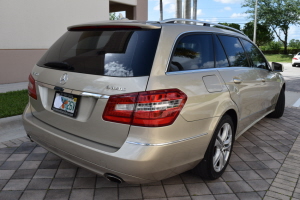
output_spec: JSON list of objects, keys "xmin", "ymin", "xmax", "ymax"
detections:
[{"xmin": 23, "ymin": 104, "xmax": 213, "ymax": 184}]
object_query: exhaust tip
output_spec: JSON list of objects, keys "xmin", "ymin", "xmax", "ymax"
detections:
[{"xmin": 104, "ymin": 173, "xmax": 124, "ymax": 184}]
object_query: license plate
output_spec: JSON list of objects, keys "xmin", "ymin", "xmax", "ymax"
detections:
[{"xmin": 51, "ymin": 92, "xmax": 80, "ymax": 117}]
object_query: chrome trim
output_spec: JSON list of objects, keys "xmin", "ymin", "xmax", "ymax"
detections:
[
  {"xmin": 166, "ymin": 68, "xmax": 217, "ymax": 75},
  {"xmin": 37, "ymin": 82, "xmax": 55, "ymax": 90},
  {"xmin": 101, "ymin": 95, "xmax": 110, "ymax": 99},
  {"xmin": 81, "ymin": 92, "xmax": 110, "ymax": 99},
  {"xmin": 126, "ymin": 133, "xmax": 208, "ymax": 146}
]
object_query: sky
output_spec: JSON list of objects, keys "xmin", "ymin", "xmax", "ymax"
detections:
[{"xmin": 147, "ymin": 0, "xmax": 300, "ymax": 42}]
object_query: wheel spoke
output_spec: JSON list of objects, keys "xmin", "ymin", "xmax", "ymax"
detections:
[
  {"xmin": 220, "ymin": 124, "xmax": 230, "ymax": 142},
  {"xmin": 213, "ymin": 150, "xmax": 221, "ymax": 168},
  {"xmin": 223, "ymin": 134, "xmax": 232, "ymax": 146},
  {"xmin": 223, "ymin": 142, "xmax": 231, "ymax": 152},
  {"xmin": 219, "ymin": 151, "xmax": 225, "ymax": 169},
  {"xmin": 215, "ymin": 136, "xmax": 222, "ymax": 148}
]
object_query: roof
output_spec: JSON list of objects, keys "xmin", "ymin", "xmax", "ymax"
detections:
[{"xmin": 67, "ymin": 18, "xmax": 249, "ymax": 39}]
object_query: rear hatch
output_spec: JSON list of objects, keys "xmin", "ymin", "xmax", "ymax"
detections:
[{"xmin": 29, "ymin": 22, "xmax": 161, "ymax": 148}]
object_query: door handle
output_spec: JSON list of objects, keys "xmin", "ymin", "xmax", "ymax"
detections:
[{"xmin": 233, "ymin": 78, "xmax": 242, "ymax": 84}]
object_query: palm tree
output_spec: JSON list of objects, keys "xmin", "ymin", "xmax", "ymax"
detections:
[
  {"xmin": 160, "ymin": 0, "xmax": 163, "ymax": 21},
  {"xmin": 193, "ymin": 0, "xmax": 197, "ymax": 20},
  {"xmin": 176, "ymin": 0, "xmax": 182, "ymax": 18}
]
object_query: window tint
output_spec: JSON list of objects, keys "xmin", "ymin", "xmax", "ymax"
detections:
[
  {"xmin": 218, "ymin": 35, "xmax": 249, "ymax": 67},
  {"xmin": 241, "ymin": 39, "xmax": 269, "ymax": 70},
  {"xmin": 168, "ymin": 34, "xmax": 214, "ymax": 72},
  {"xmin": 214, "ymin": 36, "xmax": 230, "ymax": 68},
  {"xmin": 37, "ymin": 29, "xmax": 161, "ymax": 77}
]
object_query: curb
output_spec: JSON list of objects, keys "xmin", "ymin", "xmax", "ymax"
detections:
[{"xmin": 0, "ymin": 115, "xmax": 27, "ymax": 143}]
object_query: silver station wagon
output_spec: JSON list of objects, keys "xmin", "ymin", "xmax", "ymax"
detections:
[{"xmin": 23, "ymin": 18, "xmax": 285, "ymax": 184}]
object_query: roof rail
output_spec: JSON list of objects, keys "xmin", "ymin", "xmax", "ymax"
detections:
[{"xmin": 159, "ymin": 18, "xmax": 247, "ymax": 37}]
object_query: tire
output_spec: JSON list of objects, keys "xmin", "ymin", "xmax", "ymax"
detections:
[
  {"xmin": 267, "ymin": 88, "xmax": 285, "ymax": 118},
  {"xmin": 292, "ymin": 64, "xmax": 296, "ymax": 67},
  {"xmin": 192, "ymin": 115, "xmax": 235, "ymax": 180}
]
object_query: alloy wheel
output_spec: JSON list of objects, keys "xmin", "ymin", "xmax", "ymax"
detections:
[{"xmin": 213, "ymin": 123, "xmax": 233, "ymax": 172}]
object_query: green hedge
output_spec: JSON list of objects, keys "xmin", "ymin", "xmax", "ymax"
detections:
[{"xmin": 261, "ymin": 49, "xmax": 300, "ymax": 55}]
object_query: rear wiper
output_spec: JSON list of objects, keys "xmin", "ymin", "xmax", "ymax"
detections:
[{"xmin": 44, "ymin": 62, "xmax": 74, "ymax": 71}]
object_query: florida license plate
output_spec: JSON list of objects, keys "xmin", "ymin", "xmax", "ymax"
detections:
[{"xmin": 51, "ymin": 92, "xmax": 80, "ymax": 117}]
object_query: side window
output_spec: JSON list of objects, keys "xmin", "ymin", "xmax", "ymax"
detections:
[
  {"xmin": 218, "ymin": 35, "xmax": 249, "ymax": 67},
  {"xmin": 168, "ymin": 34, "xmax": 214, "ymax": 72},
  {"xmin": 214, "ymin": 35, "xmax": 230, "ymax": 68},
  {"xmin": 241, "ymin": 39, "xmax": 269, "ymax": 70}
]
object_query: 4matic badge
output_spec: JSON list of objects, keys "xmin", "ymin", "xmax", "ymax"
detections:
[{"xmin": 106, "ymin": 85, "xmax": 126, "ymax": 91}]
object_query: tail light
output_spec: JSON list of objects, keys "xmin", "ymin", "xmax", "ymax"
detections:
[
  {"xmin": 293, "ymin": 58, "xmax": 298, "ymax": 60},
  {"xmin": 28, "ymin": 74, "xmax": 37, "ymax": 100},
  {"xmin": 103, "ymin": 89, "xmax": 187, "ymax": 127}
]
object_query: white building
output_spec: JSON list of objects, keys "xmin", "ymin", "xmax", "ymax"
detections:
[{"xmin": 0, "ymin": 0, "xmax": 148, "ymax": 84}]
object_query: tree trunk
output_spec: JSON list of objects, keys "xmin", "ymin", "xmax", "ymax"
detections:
[
  {"xmin": 284, "ymin": 29, "xmax": 288, "ymax": 54},
  {"xmin": 193, "ymin": 0, "xmax": 197, "ymax": 20},
  {"xmin": 176, "ymin": 0, "xmax": 182, "ymax": 18},
  {"xmin": 185, "ymin": 0, "xmax": 191, "ymax": 19},
  {"xmin": 160, "ymin": 0, "xmax": 163, "ymax": 21}
]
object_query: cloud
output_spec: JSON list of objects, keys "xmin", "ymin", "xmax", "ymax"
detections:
[
  {"xmin": 214, "ymin": 0, "xmax": 242, "ymax": 4},
  {"xmin": 231, "ymin": 13, "xmax": 249, "ymax": 18},
  {"xmin": 224, "ymin": 7, "xmax": 232, "ymax": 11},
  {"xmin": 197, "ymin": 9, "xmax": 203, "ymax": 16},
  {"xmin": 198, "ymin": 18, "xmax": 218, "ymax": 23},
  {"xmin": 289, "ymin": 26, "xmax": 300, "ymax": 41},
  {"xmin": 166, "ymin": 3, "xmax": 176, "ymax": 13},
  {"xmin": 153, "ymin": 0, "xmax": 175, "ymax": 11}
]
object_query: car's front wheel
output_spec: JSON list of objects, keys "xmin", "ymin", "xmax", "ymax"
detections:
[{"xmin": 192, "ymin": 115, "xmax": 234, "ymax": 180}]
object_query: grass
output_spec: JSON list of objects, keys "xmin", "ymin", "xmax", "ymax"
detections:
[
  {"xmin": 0, "ymin": 90, "xmax": 28, "ymax": 118},
  {"xmin": 264, "ymin": 54, "xmax": 294, "ymax": 63}
]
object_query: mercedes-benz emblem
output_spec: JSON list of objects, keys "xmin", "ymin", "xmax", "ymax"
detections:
[{"xmin": 60, "ymin": 73, "xmax": 68, "ymax": 85}]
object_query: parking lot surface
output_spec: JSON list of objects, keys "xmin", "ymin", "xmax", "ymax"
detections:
[
  {"xmin": 0, "ymin": 107, "xmax": 299, "ymax": 200},
  {"xmin": 1, "ymin": 63, "xmax": 300, "ymax": 199}
]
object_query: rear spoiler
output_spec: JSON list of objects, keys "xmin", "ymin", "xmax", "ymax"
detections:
[{"xmin": 68, "ymin": 21, "xmax": 161, "ymax": 31}]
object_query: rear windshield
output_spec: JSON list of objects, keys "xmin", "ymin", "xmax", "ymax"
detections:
[{"xmin": 37, "ymin": 29, "xmax": 161, "ymax": 77}]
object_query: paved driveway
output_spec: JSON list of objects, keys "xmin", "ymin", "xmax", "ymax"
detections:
[{"xmin": 0, "ymin": 108, "xmax": 299, "ymax": 200}]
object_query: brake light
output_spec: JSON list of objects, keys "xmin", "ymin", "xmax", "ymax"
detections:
[
  {"xmin": 293, "ymin": 58, "xmax": 298, "ymax": 60},
  {"xmin": 28, "ymin": 74, "xmax": 37, "ymax": 100},
  {"xmin": 103, "ymin": 89, "xmax": 187, "ymax": 127}
]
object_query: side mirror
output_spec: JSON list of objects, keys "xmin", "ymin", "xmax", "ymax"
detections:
[{"xmin": 272, "ymin": 62, "xmax": 283, "ymax": 72}]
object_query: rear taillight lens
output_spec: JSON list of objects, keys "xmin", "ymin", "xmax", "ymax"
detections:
[
  {"xmin": 293, "ymin": 58, "xmax": 298, "ymax": 60},
  {"xmin": 103, "ymin": 89, "xmax": 187, "ymax": 127},
  {"xmin": 28, "ymin": 74, "xmax": 37, "ymax": 100}
]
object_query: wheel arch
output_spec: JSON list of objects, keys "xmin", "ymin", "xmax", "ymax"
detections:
[{"xmin": 223, "ymin": 109, "xmax": 238, "ymax": 136}]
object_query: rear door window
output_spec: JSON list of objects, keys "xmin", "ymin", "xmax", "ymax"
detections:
[
  {"xmin": 214, "ymin": 35, "xmax": 230, "ymax": 68},
  {"xmin": 218, "ymin": 35, "xmax": 249, "ymax": 67},
  {"xmin": 37, "ymin": 29, "xmax": 161, "ymax": 77},
  {"xmin": 241, "ymin": 39, "xmax": 269, "ymax": 70},
  {"xmin": 168, "ymin": 34, "xmax": 214, "ymax": 71}
]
